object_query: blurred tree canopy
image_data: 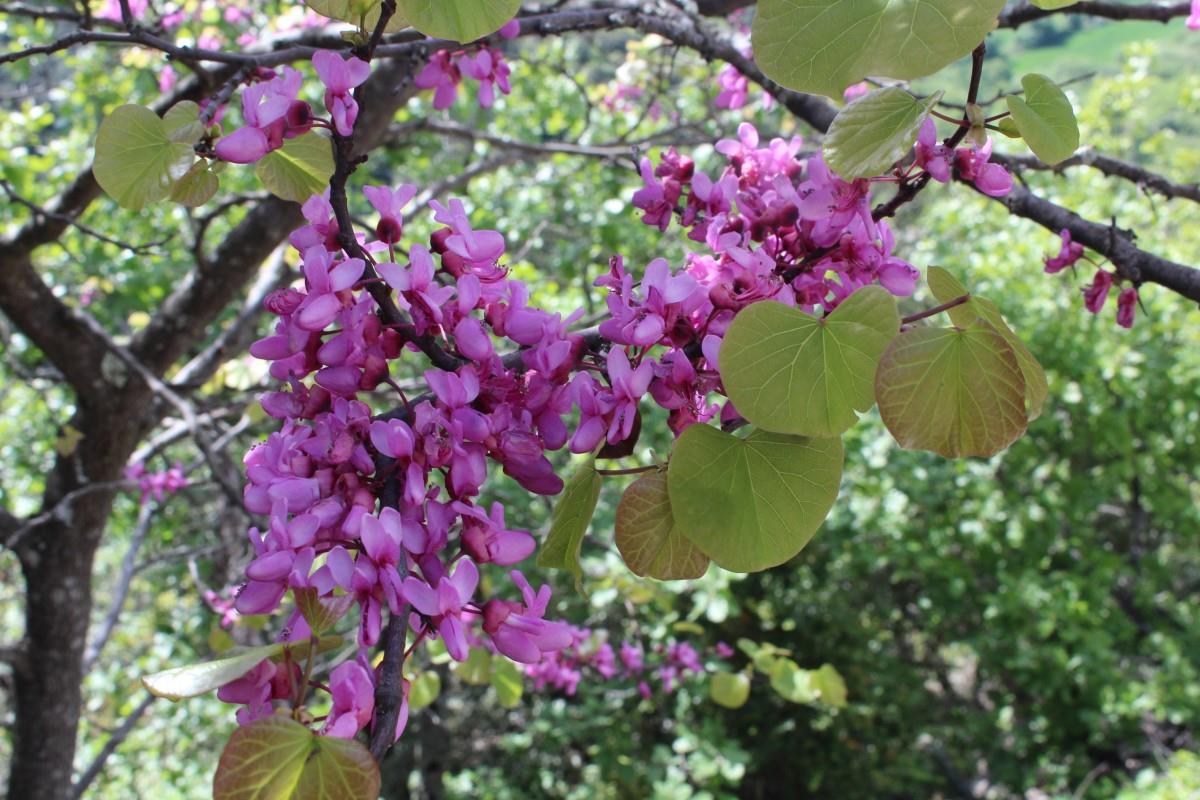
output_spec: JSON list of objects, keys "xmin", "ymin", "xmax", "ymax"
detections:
[{"xmin": 1, "ymin": 2, "xmax": 1198, "ymax": 799}]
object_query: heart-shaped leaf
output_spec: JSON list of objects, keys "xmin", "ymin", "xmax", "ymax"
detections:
[
  {"xmin": 667, "ymin": 425, "xmax": 843, "ymax": 572},
  {"xmin": 927, "ymin": 266, "xmax": 1047, "ymax": 421},
  {"xmin": 615, "ymin": 471, "xmax": 709, "ymax": 581},
  {"xmin": 709, "ymin": 671, "xmax": 751, "ymax": 709},
  {"xmin": 407, "ymin": 670, "xmax": 441, "ymax": 710},
  {"xmin": 536, "ymin": 457, "xmax": 601, "ymax": 589},
  {"xmin": 294, "ymin": 588, "xmax": 355, "ymax": 637},
  {"xmin": 720, "ymin": 287, "xmax": 900, "ymax": 438},
  {"xmin": 397, "ymin": 0, "xmax": 520, "ymax": 41},
  {"xmin": 256, "ymin": 131, "xmax": 335, "ymax": 203},
  {"xmin": 1006, "ymin": 73, "xmax": 1079, "ymax": 165},
  {"xmin": 163, "ymin": 100, "xmax": 206, "ymax": 145},
  {"xmin": 768, "ymin": 658, "xmax": 816, "ymax": 704},
  {"xmin": 168, "ymin": 160, "xmax": 220, "ymax": 207},
  {"xmin": 213, "ymin": 715, "xmax": 380, "ymax": 800},
  {"xmin": 306, "ymin": 0, "xmax": 410, "ymax": 32},
  {"xmin": 752, "ymin": 0, "xmax": 1006, "ymax": 99},
  {"xmin": 94, "ymin": 104, "xmax": 196, "ymax": 210},
  {"xmin": 875, "ymin": 321, "xmax": 1027, "ymax": 458},
  {"xmin": 811, "ymin": 663, "xmax": 848, "ymax": 708},
  {"xmin": 142, "ymin": 642, "xmax": 288, "ymax": 700},
  {"xmin": 824, "ymin": 87, "xmax": 944, "ymax": 179}
]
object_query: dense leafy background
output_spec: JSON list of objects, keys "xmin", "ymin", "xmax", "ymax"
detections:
[{"xmin": 1, "ymin": 7, "xmax": 1198, "ymax": 799}]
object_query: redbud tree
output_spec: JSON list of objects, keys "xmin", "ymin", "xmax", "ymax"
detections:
[{"xmin": 1, "ymin": 1, "xmax": 1198, "ymax": 799}]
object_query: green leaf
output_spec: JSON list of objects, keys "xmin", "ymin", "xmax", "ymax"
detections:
[
  {"xmin": 255, "ymin": 132, "xmax": 335, "ymax": 203},
  {"xmin": 769, "ymin": 658, "xmax": 816, "ymax": 704},
  {"xmin": 142, "ymin": 642, "xmax": 287, "ymax": 700},
  {"xmin": 453, "ymin": 647, "xmax": 493, "ymax": 686},
  {"xmin": 294, "ymin": 588, "xmax": 354, "ymax": 637},
  {"xmin": 1030, "ymin": 0, "xmax": 1077, "ymax": 8},
  {"xmin": 666, "ymin": 426, "xmax": 843, "ymax": 572},
  {"xmin": 811, "ymin": 663, "xmax": 848, "ymax": 708},
  {"xmin": 490, "ymin": 657, "xmax": 524, "ymax": 709},
  {"xmin": 615, "ymin": 471, "xmax": 709, "ymax": 581},
  {"xmin": 168, "ymin": 161, "xmax": 219, "ymax": 207},
  {"xmin": 996, "ymin": 117, "xmax": 1022, "ymax": 139},
  {"xmin": 293, "ymin": 735, "xmax": 380, "ymax": 800},
  {"xmin": 927, "ymin": 266, "xmax": 1048, "ymax": 420},
  {"xmin": 1006, "ymin": 73, "xmax": 1079, "ymax": 165},
  {"xmin": 536, "ymin": 457, "xmax": 601, "ymax": 589},
  {"xmin": 396, "ymin": 0, "xmax": 520, "ymax": 41},
  {"xmin": 408, "ymin": 670, "xmax": 441, "ymax": 710},
  {"xmin": 720, "ymin": 287, "xmax": 900, "ymax": 437},
  {"xmin": 709, "ymin": 671, "xmax": 752, "ymax": 709},
  {"xmin": 752, "ymin": 0, "xmax": 1006, "ymax": 99},
  {"xmin": 875, "ymin": 321, "xmax": 1027, "ymax": 458},
  {"xmin": 163, "ymin": 100, "xmax": 205, "ymax": 145},
  {"xmin": 213, "ymin": 715, "xmax": 380, "ymax": 800},
  {"xmin": 823, "ymin": 87, "xmax": 943, "ymax": 179},
  {"xmin": 305, "ymin": 0, "xmax": 410, "ymax": 33},
  {"xmin": 213, "ymin": 715, "xmax": 311, "ymax": 800},
  {"xmin": 94, "ymin": 104, "xmax": 195, "ymax": 210}
]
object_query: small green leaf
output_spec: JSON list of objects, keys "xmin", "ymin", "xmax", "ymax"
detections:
[
  {"xmin": 1006, "ymin": 73, "xmax": 1079, "ymax": 165},
  {"xmin": 94, "ymin": 104, "xmax": 195, "ymax": 210},
  {"xmin": 769, "ymin": 658, "xmax": 816, "ymax": 704},
  {"xmin": 168, "ymin": 161, "xmax": 219, "ymax": 207},
  {"xmin": 397, "ymin": 0, "xmax": 520, "ymax": 41},
  {"xmin": 213, "ymin": 715, "xmax": 380, "ymax": 800},
  {"xmin": 996, "ymin": 117, "xmax": 1022, "ymax": 139},
  {"xmin": 823, "ymin": 87, "xmax": 943, "ymax": 179},
  {"xmin": 142, "ymin": 642, "xmax": 287, "ymax": 700},
  {"xmin": 408, "ymin": 671, "xmax": 441, "ymax": 710},
  {"xmin": 536, "ymin": 457, "xmax": 601, "ymax": 589},
  {"xmin": 709, "ymin": 671, "xmax": 752, "ymax": 709},
  {"xmin": 255, "ymin": 131, "xmax": 335, "ymax": 203},
  {"xmin": 490, "ymin": 657, "xmax": 524, "ymax": 709},
  {"xmin": 666, "ymin": 426, "xmax": 843, "ymax": 573},
  {"xmin": 163, "ymin": 100, "xmax": 205, "ymax": 145},
  {"xmin": 927, "ymin": 266, "xmax": 1048, "ymax": 420},
  {"xmin": 811, "ymin": 663, "xmax": 848, "ymax": 708},
  {"xmin": 720, "ymin": 287, "xmax": 900, "ymax": 437},
  {"xmin": 752, "ymin": 0, "xmax": 1006, "ymax": 99},
  {"xmin": 294, "ymin": 588, "xmax": 354, "ymax": 637},
  {"xmin": 453, "ymin": 647, "xmax": 493, "ymax": 686},
  {"xmin": 875, "ymin": 321, "xmax": 1027, "ymax": 458},
  {"xmin": 615, "ymin": 471, "xmax": 709, "ymax": 581}
]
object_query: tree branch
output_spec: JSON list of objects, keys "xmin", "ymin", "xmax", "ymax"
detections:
[
  {"xmin": 1001, "ymin": 150, "xmax": 1200, "ymax": 205},
  {"xmin": 70, "ymin": 693, "xmax": 156, "ymax": 799}
]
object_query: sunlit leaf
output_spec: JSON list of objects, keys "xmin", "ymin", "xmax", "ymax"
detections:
[
  {"xmin": 768, "ymin": 658, "xmax": 815, "ymax": 704},
  {"xmin": 293, "ymin": 735, "xmax": 380, "ymax": 800},
  {"xmin": 1006, "ymin": 73, "xmax": 1079, "ymax": 165},
  {"xmin": 615, "ymin": 471, "xmax": 709, "ymax": 581},
  {"xmin": 453, "ymin": 647, "xmax": 493, "ymax": 686},
  {"xmin": 927, "ymin": 266, "xmax": 1047, "ymax": 420},
  {"xmin": 721, "ymin": 287, "xmax": 900, "ymax": 437},
  {"xmin": 94, "ymin": 104, "xmax": 195, "ymax": 210},
  {"xmin": 811, "ymin": 663, "xmax": 848, "ymax": 708},
  {"xmin": 536, "ymin": 457, "xmax": 601, "ymax": 589},
  {"xmin": 305, "ymin": 0, "xmax": 410, "ymax": 33},
  {"xmin": 709, "ymin": 671, "xmax": 751, "ymax": 709},
  {"xmin": 666, "ymin": 426, "xmax": 843, "ymax": 572},
  {"xmin": 752, "ymin": 0, "xmax": 1006, "ymax": 99},
  {"xmin": 213, "ymin": 715, "xmax": 310, "ymax": 800},
  {"xmin": 396, "ymin": 0, "xmax": 520, "ymax": 41},
  {"xmin": 255, "ymin": 132, "xmax": 335, "ymax": 203},
  {"xmin": 407, "ymin": 671, "xmax": 441, "ymax": 710},
  {"xmin": 875, "ymin": 321, "xmax": 1027, "ymax": 458},
  {"xmin": 823, "ymin": 87, "xmax": 943, "ymax": 179},
  {"xmin": 163, "ymin": 100, "xmax": 205, "ymax": 145},
  {"xmin": 168, "ymin": 161, "xmax": 219, "ymax": 207},
  {"xmin": 143, "ymin": 642, "xmax": 287, "ymax": 700}
]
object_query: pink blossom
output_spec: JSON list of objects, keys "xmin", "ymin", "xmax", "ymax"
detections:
[
  {"xmin": 1083, "ymin": 269, "xmax": 1115, "ymax": 313},
  {"xmin": 312, "ymin": 50, "xmax": 371, "ymax": 135},
  {"xmin": 403, "ymin": 558, "xmax": 479, "ymax": 661},
  {"xmin": 1116, "ymin": 286, "xmax": 1138, "ymax": 328},
  {"xmin": 482, "ymin": 570, "xmax": 572, "ymax": 663},
  {"xmin": 1044, "ymin": 229, "xmax": 1084, "ymax": 274}
]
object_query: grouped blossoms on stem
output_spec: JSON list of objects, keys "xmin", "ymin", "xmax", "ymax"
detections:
[{"xmin": 214, "ymin": 48, "xmax": 955, "ymax": 743}]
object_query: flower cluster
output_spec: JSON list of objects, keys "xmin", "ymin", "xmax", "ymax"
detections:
[
  {"xmin": 1043, "ymin": 229, "xmax": 1139, "ymax": 328},
  {"xmin": 914, "ymin": 118, "xmax": 1013, "ymax": 198},
  {"xmin": 524, "ymin": 631, "xmax": 727, "ymax": 700},
  {"xmin": 413, "ymin": 20, "xmax": 518, "ymax": 110},
  {"xmin": 124, "ymin": 461, "xmax": 188, "ymax": 505}
]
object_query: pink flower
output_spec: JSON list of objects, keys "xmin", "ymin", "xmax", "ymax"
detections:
[
  {"xmin": 1083, "ymin": 269, "xmax": 1114, "ymax": 313},
  {"xmin": 455, "ymin": 501, "xmax": 535, "ymax": 565},
  {"xmin": 1188, "ymin": 0, "xmax": 1200, "ymax": 29},
  {"xmin": 312, "ymin": 50, "xmax": 371, "ymax": 135},
  {"xmin": 414, "ymin": 51, "xmax": 462, "ymax": 110},
  {"xmin": 481, "ymin": 570, "xmax": 572, "ymax": 663},
  {"xmin": 955, "ymin": 139, "xmax": 1012, "ymax": 198},
  {"xmin": 843, "ymin": 82, "xmax": 870, "ymax": 101},
  {"xmin": 364, "ymin": 184, "xmax": 417, "ymax": 245},
  {"xmin": 498, "ymin": 19, "xmax": 521, "ymax": 38},
  {"xmin": 322, "ymin": 661, "xmax": 375, "ymax": 738},
  {"xmin": 1116, "ymin": 286, "xmax": 1138, "ymax": 328},
  {"xmin": 915, "ymin": 118, "xmax": 952, "ymax": 183},
  {"xmin": 1044, "ymin": 229, "xmax": 1084, "ymax": 274},
  {"xmin": 461, "ymin": 48, "xmax": 511, "ymax": 109},
  {"xmin": 402, "ymin": 558, "xmax": 479, "ymax": 661}
]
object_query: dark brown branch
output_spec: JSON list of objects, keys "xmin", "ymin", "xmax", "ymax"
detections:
[
  {"xmin": 1001, "ymin": 150, "xmax": 1200, "ymax": 205},
  {"xmin": 998, "ymin": 0, "xmax": 1192, "ymax": 29}
]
